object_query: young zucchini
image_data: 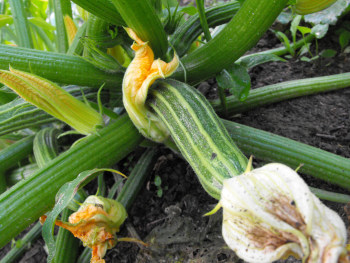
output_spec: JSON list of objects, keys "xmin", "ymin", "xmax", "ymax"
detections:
[{"xmin": 148, "ymin": 79, "xmax": 247, "ymax": 199}]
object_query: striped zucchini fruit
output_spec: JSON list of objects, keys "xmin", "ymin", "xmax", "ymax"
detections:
[
  {"xmin": 294, "ymin": 0, "xmax": 337, "ymax": 15},
  {"xmin": 148, "ymin": 79, "xmax": 247, "ymax": 199}
]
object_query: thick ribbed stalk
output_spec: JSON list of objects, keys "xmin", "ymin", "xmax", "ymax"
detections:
[
  {"xmin": 8, "ymin": 0, "xmax": 33, "ymax": 48},
  {"xmin": 0, "ymin": 222, "xmax": 42, "ymax": 263},
  {"xmin": 149, "ymin": 79, "xmax": 247, "ymax": 199},
  {"xmin": 54, "ymin": 209, "xmax": 79, "ymax": 263},
  {"xmin": 170, "ymin": 1, "xmax": 240, "ymax": 57},
  {"xmin": 173, "ymin": 0, "xmax": 289, "ymax": 83},
  {"xmin": 71, "ymin": 0, "xmax": 125, "ymax": 26},
  {"xmin": 0, "ymin": 115, "xmax": 142, "ymax": 247},
  {"xmin": 110, "ymin": 0, "xmax": 168, "ymax": 59},
  {"xmin": 32, "ymin": 128, "xmax": 79, "ymax": 263},
  {"xmin": 223, "ymin": 120, "xmax": 350, "ymax": 189},
  {"xmin": 211, "ymin": 72, "xmax": 350, "ymax": 115},
  {"xmin": 0, "ymin": 135, "xmax": 34, "ymax": 173},
  {"xmin": 0, "ymin": 45, "xmax": 123, "ymax": 88},
  {"xmin": 53, "ymin": 0, "xmax": 71, "ymax": 53}
]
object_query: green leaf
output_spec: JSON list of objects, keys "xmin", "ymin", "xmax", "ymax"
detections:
[
  {"xmin": 311, "ymin": 24, "xmax": 329, "ymax": 39},
  {"xmin": 28, "ymin": 17, "xmax": 55, "ymax": 31},
  {"xmin": 276, "ymin": 31, "xmax": 295, "ymax": 56},
  {"xmin": 238, "ymin": 53, "xmax": 286, "ymax": 69},
  {"xmin": 0, "ymin": 14, "xmax": 13, "ymax": 27},
  {"xmin": 154, "ymin": 175, "xmax": 162, "ymax": 187},
  {"xmin": 161, "ymin": 0, "xmax": 178, "ymax": 8},
  {"xmin": 42, "ymin": 168, "xmax": 121, "ymax": 263},
  {"xmin": 297, "ymin": 26, "xmax": 312, "ymax": 36},
  {"xmin": 320, "ymin": 49, "xmax": 337, "ymax": 58},
  {"xmin": 217, "ymin": 64, "xmax": 251, "ymax": 102},
  {"xmin": 180, "ymin": 6, "xmax": 197, "ymax": 16},
  {"xmin": 339, "ymin": 30, "xmax": 350, "ymax": 50},
  {"xmin": 291, "ymin": 15, "xmax": 302, "ymax": 44},
  {"xmin": 157, "ymin": 189, "xmax": 163, "ymax": 198}
]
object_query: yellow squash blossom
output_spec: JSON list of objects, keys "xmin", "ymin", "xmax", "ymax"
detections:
[
  {"xmin": 123, "ymin": 28, "xmax": 179, "ymax": 142},
  {"xmin": 0, "ymin": 67, "xmax": 103, "ymax": 135}
]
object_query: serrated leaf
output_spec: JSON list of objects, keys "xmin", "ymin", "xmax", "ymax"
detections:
[
  {"xmin": 42, "ymin": 168, "xmax": 123, "ymax": 263},
  {"xmin": 311, "ymin": 24, "xmax": 329, "ymax": 39},
  {"xmin": 217, "ymin": 64, "xmax": 251, "ymax": 102},
  {"xmin": 304, "ymin": 0, "xmax": 350, "ymax": 25},
  {"xmin": 238, "ymin": 53, "xmax": 286, "ymax": 69}
]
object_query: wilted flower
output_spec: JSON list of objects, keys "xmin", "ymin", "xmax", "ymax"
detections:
[
  {"xmin": 0, "ymin": 67, "xmax": 104, "ymax": 135},
  {"xmin": 211, "ymin": 163, "xmax": 349, "ymax": 263},
  {"xmin": 41, "ymin": 196, "xmax": 129, "ymax": 263},
  {"xmin": 122, "ymin": 28, "xmax": 179, "ymax": 142}
]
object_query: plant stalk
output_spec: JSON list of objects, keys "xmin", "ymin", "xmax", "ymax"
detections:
[
  {"xmin": 0, "ymin": 44, "xmax": 123, "ymax": 88},
  {"xmin": 223, "ymin": 120, "xmax": 350, "ymax": 190},
  {"xmin": 211, "ymin": 72, "xmax": 350, "ymax": 115},
  {"xmin": 0, "ymin": 115, "xmax": 142, "ymax": 248},
  {"xmin": 8, "ymin": 0, "xmax": 33, "ymax": 48},
  {"xmin": 110, "ymin": 0, "xmax": 168, "ymax": 59},
  {"xmin": 173, "ymin": 0, "xmax": 289, "ymax": 84}
]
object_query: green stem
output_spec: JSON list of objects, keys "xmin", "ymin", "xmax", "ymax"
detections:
[
  {"xmin": 237, "ymin": 33, "xmax": 315, "ymax": 62},
  {"xmin": 116, "ymin": 147, "xmax": 158, "ymax": 210},
  {"xmin": 110, "ymin": 0, "xmax": 168, "ymax": 59},
  {"xmin": 210, "ymin": 72, "xmax": 350, "ymax": 115},
  {"xmin": 0, "ymin": 44, "xmax": 123, "ymax": 88},
  {"xmin": 310, "ymin": 187, "xmax": 350, "ymax": 204},
  {"xmin": 173, "ymin": 0, "xmax": 289, "ymax": 84},
  {"xmin": 30, "ymin": 24, "xmax": 55, "ymax": 52},
  {"xmin": 170, "ymin": 1, "xmax": 240, "ymax": 57},
  {"xmin": 71, "ymin": 0, "xmax": 125, "ymax": 26},
  {"xmin": 0, "ymin": 135, "xmax": 34, "ymax": 173},
  {"xmin": 223, "ymin": 120, "xmax": 350, "ymax": 190},
  {"xmin": 0, "ymin": 222, "xmax": 42, "ymax": 263},
  {"xmin": 0, "ymin": 172, "xmax": 6, "ymax": 194},
  {"xmin": 54, "ymin": 209, "xmax": 79, "ymax": 263},
  {"xmin": 53, "ymin": 0, "xmax": 71, "ymax": 53},
  {"xmin": 196, "ymin": 0, "xmax": 212, "ymax": 42},
  {"xmin": 0, "ymin": 115, "xmax": 142, "ymax": 248},
  {"xmin": 8, "ymin": 0, "xmax": 33, "ymax": 48},
  {"xmin": 66, "ymin": 22, "xmax": 87, "ymax": 56}
]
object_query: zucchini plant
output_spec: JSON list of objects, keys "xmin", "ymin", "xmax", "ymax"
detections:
[{"xmin": 0, "ymin": 0, "xmax": 349, "ymax": 262}]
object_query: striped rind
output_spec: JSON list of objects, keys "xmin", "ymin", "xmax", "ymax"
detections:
[
  {"xmin": 295, "ymin": 0, "xmax": 337, "ymax": 14},
  {"xmin": 149, "ymin": 79, "xmax": 247, "ymax": 199}
]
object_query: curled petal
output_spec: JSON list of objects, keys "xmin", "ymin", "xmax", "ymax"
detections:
[{"xmin": 122, "ymin": 28, "xmax": 179, "ymax": 142}]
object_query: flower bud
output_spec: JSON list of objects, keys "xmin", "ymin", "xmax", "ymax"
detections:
[
  {"xmin": 218, "ymin": 163, "xmax": 348, "ymax": 263},
  {"xmin": 0, "ymin": 67, "xmax": 104, "ymax": 135}
]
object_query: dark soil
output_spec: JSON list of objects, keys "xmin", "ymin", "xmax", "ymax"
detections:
[{"xmin": 1, "ymin": 11, "xmax": 350, "ymax": 263}]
